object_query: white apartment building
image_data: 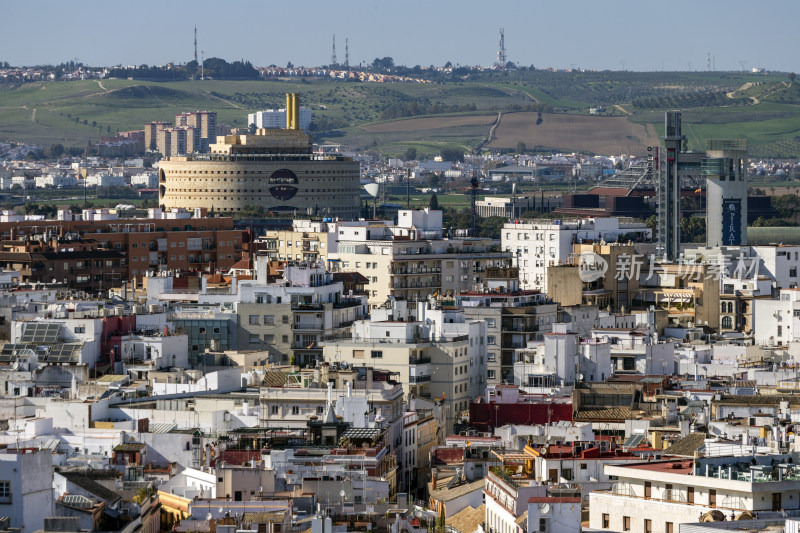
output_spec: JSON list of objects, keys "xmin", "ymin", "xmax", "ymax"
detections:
[
  {"xmin": 753, "ymin": 288, "xmax": 800, "ymax": 345},
  {"xmin": 331, "ymin": 208, "xmax": 511, "ymax": 309},
  {"xmin": 0, "ymin": 449, "xmax": 53, "ymax": 533},
  {"xmin": 130, "ymin": 172, "xmax": 158, "ymax": 188},
  {"xmin": 752, "ymin": 245, "xmax": 800, "ymax": 291},
  {"xmin": 590, "ymin": 455, "xmax": 800, "ymax": 533},
  {"xmin": 591, "ymin": 327, "xmax": 675, "ymax": 375},
  {"xmin": 247, "ymin": 107, "xmax": 312, "ymax": 130},
  {"xmin": 513, "ymin": 326, "xmax": 613, "ymax": 389},
  {"xmin": 84, "ymin": 173, "xmax": 126, "ymax": 187},
  {"xmin": 502, "ymin": 217, "xmax": 651, "ymax": 291},
  {"xmin": 34, "ymin": 174, "xmax": 77, "ymax": 188},
  {"xmin": 321, "ymin": 298, "xmax": 487, "ymax": 433}
]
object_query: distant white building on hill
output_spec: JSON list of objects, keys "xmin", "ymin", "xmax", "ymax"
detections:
[{"xmin": 248, "ymin": 107, "xmax": 312, "ymax": 130}]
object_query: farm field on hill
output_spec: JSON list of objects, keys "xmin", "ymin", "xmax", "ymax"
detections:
[
  {"xmin": 360, "ymin": 114, "xmax": 496, "ymax": 133},
  {"xmin": 2, "ymin": 72, "xmax": 800, "ymax": 157},
  {"xmin": 488, "ymin": 112, "xmax": 660, "ymax": 155}
]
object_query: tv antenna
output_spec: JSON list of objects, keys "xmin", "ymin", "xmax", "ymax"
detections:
[
  {"xmin": 194, "ymin": 25, "xmax": 198, "ymax": 64},
  {"xmin": 496, "ymin": 28, "xmax": 506, "ymax": 68},
  {"xmin": 201, "ymin": 51, "xmax": 205, "ymax": 80},
  {"xmin": 344, "ymin": 38, "xmax": 349, "ymax": 70},
  {"xmin": 706, "ymin": 52, "xmax": 711, "ymax": 71},
  {"xmin": 739, "ymin": 60, "xmax": 747, "ymax": 73},
  {"xmin": 331, "ymin": 34, "xmax": 337, "ymax": 68}
]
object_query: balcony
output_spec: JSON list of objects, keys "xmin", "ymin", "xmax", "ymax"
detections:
[
  {"xmin": 409, "ymin": 375, "xmax": 431, "ymax": 383},
  {"xmin": 391, "ymin": 266, "xmax": 442, "ymax": 275},
  {"xmin": 293, "ymin": 323, "xmax": 323, "ymax": 331},
  {"xmin": 292, "ymin": 302, "xmax": 324, "ymax": 311},
  {"xmin": 292, "ymin": 342, "xmax": 322, "ymax": 350},
  {"xmin": 409, "ymin": 356, "xmax": 432, "ymax": 365},
  {"xmin": 501, "ymin": 324, "xmax": 539, "ymax": 333},
  {"xmin": 392, "ymin": 282, "xmax": 441, "ymax": 289},
  {"xmin": 501, "ymin": 342, "xmax": 525, "ymax": 350}
]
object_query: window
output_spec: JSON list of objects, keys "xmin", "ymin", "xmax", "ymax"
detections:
[
  {"xmin": 0, "ymin": 481, "xmax": 10, "ymax": 503},
  {"xmin": 486, "ymin": 318, "xmax": 496, "ymax": 328},
  {"xmin": 249, "ymin": 315, "xmax": 259, "ymax": 325},
  {"xmin": 644, "ymin": 519, "xmax": 652, "ymax": 533},
  {"xmin": 623, "ymin": 516, "xmax": 630, "ymax": 531},
  {"xmin": 709, "ymin": 489, "xmax": 716, "ymax": 506},
  {"xmin": 792, "ymin": 267, "xmax": 797, "ymax": 278},
  {"xmin": 580, "ymin": 463, "xmax": 587, "ymax": 470},
  {"xmin": 263, "ymin": 334, "xmax": 274, "ymax": 343},
  {"xmin": 562, "ymin": 468, "xmax": 572, "ymax": 481},
  {"xmin": 292, "ymin": 406, "xmax": 299, "ymax": 415},
  {"xmin": 282, "ymin": 315, "xmax": 289, "ymax": 324},
  {"xmin": 487, "ymin": 335, "xmax": 496, "ymax": 345},
  {"xmin": 487, "ymin": 370, "xmax": 496, "ymax": 379},
  {"xmin": 538, "ymin": 518, "xmax": 548, "ymax": 533},
  {"xmin": 74, "ymin": 326, "xmax": 86, "ymax": 334},
  {"xmin": 270, "ymin": 405, "xmax": 278, "ymax": 415},
  {"xmin": 602, "ymin": 514, "xmax": 609, "ymax": 529},
  {"xmin": 722, "ymin": 316, "xmax": 733, "ymax": 329},
  {"xmin": 371, "ymin": 350, "xmax": 383, "ymax": 358},
  {"xmin": 248, "ymin": 334, "xmax": 260, "ymax": 344},
  {"xmin": 263, "ymin": 315, "xmax": 274, "ymax": 325},
  {"xmin": 778, "ymin": 325, "xmax": 783, "ymax": 337},
  {"xmin": 282, "ymin": 335, "xmax": 289, "ymax": 343}
]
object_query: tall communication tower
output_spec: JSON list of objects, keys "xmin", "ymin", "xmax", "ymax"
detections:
[
  {"xmin": 344, "ymin": 38, "xmax": 349, "ymax": 70},
  {"xmin": 496, "ymin": 28, "xmax": 507, "ymax": 68},
  {"xmin": 657, "ymin": 111, "xmax": 684, "ymax": 261},
  {"xmin": 331, "ymin": 34, "xmax": 337, "ymax": 68},
  {"xmin": 470, "ymin": 177, "xmax": 479, "ymax": 235},
  {"xmin": 706, "ymin": 52, "xmax": 711, "ymax": 71},
  {"xmin": 194, "ymin": 26, "xmax": 198, "ymax": 64}
]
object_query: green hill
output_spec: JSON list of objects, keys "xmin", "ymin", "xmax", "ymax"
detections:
[{"xmin": 1, "ymin": 71, "xmax": 800, "ymax": 158}]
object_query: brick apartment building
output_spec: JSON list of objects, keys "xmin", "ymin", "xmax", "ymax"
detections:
[{"xmin": 0, "ymin": 217, "xmax": 242, "ymax": 292}]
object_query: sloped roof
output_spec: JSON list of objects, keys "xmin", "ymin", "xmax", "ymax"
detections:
[
  {"xmin": 113, "ymin": 442, "xmax": 145, "ymax": 452},
  {"xmin": 713, "ymin": 394, "xmax": 800, "ymax": 406},
  {"xmin": 664, "ymin": 433, "xmax": 706, "ymax": 458},
  {"xmin": 429, "ymin": 477, "xmax": 484, "ymax": 502},
  {"xmin": 60, "ymin": 473, "xmax": 121, "ymax": 505},
  {"xmin": 573, "ymin": 407, "xmax": 631, "ymax": 421},
  {"xmin": 262, "ymin": 371, "xmax": 287, "ymax": 387}
]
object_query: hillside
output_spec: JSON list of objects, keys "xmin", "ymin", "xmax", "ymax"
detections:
[{"xmin": 1, "ymin": 71, "xmax": 799, "ymax": 157}]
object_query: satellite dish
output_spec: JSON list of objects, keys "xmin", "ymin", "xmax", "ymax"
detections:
[
  {"xmin": 364, "ymin": 183, "xmax": 380, "ymax": 197},
  {"xmin": 539, "ymin": 503, "xmax": 551, "ymax": 515},
  {"xmin": 339, "ymin": 489, "xmax": 346, "ymax": 498}
]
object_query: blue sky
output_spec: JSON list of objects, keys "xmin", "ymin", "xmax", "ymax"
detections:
[{"xmin": 4, "ymin": 0, "xmax": 799, "ymax": 72}]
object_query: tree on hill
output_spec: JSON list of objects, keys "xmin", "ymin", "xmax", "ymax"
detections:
[
  {"xmin": 790, "ymin": 72, "xmax": 796, "ymax": 85},
  {"xmin": 440, "ymin": 148, "xmax": 465, "ymax": 162},
  {"xmin": 371, "ymin": 57, "xmax": 395, "ymax": 72},
  {"xmin": 429, "ymin": 193, "xmax": 439, "ymax": 210}
]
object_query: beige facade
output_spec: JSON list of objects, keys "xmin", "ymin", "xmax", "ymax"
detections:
[
  {"xmin": 260, "ymin": 226, "xmax": 332, "ymax": 263},
  {"xmin": 159, "ymin": 130, "xmax": 360, "ymax": 217},
  {"xmin": 332, "ymin": 241, "xmax": 511, "ymax": 309}
]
